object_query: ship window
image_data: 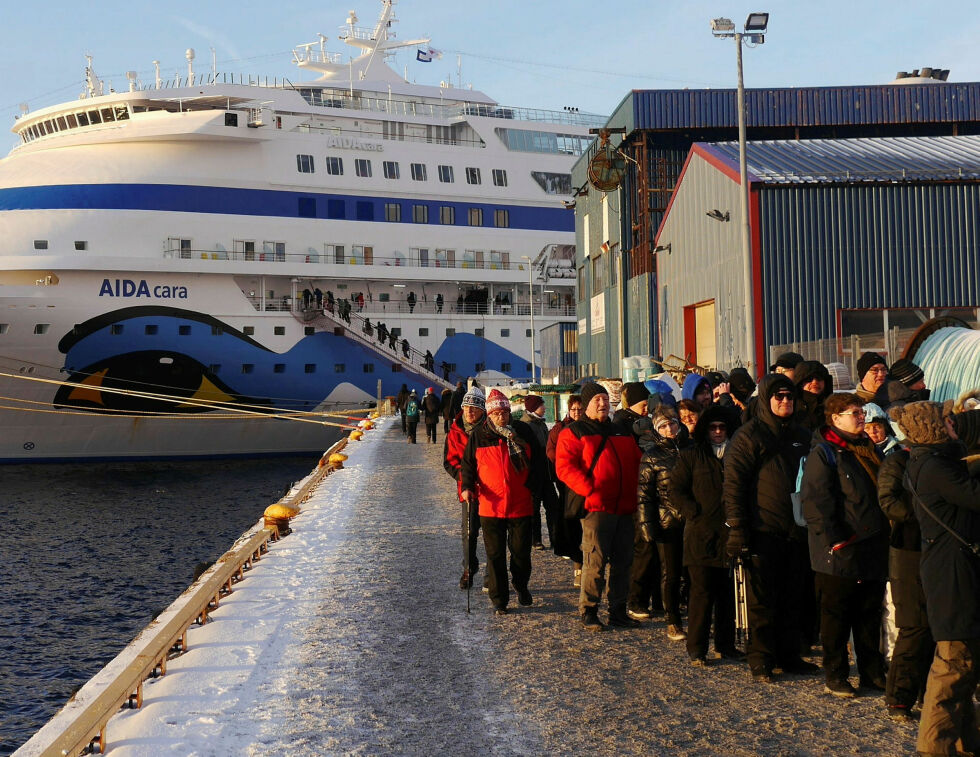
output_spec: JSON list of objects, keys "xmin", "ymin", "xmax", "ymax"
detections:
[
  {"xmin": 109, "ymin": 324, "xmax": 123, "ymax": 335},
  {"xmin": 475, "ymin": 328, "xmax": 484, "ymax": 337},
  {"xmin": 412, "ymin": 204, "xmax": 428, "ymax": 223},
  {"xmin": 501, "ymin": 362, "xmax": 511, "ymax": 372},
  {"xmin": 356, "ymin": 201, "xmax": 374, "ymax": 221},
  {"xmin": 355, "ymin": 158, "xmax": 372, "ymax": 177},
  {"xmin": 74, "ymin": 241, "xmax": 87, "ymax": 250},
  {"xmin": 298, "ymin": 197, "xmax": 316, "ymax": 218},
  {"xmin": 419, "ymin": 328, "xmax": 429, "ymax": 336},
  {"xmin": 225, "ymin": 112, "xmax": 238, "ymax": 127},
  {"xmin": 468, "ymin": 208, "xmax": 483, "ymax": 226},
  {"xmin": 0, "ymin": 324, "xmax": 8, "ymax": 334},
  {"xmin": 439, "ymin": 206, "xmax": 455, "ymax": 225},
  {"xmin": 100, "ymin": 108, "xmax": 115, "ymax": 122},
  {"xmin": 466, "ymin": 167, "xmax": 481, "ymax": 185},
  {"xmin": 392, "ymin": 364, "xmax": 402, "ymax": 372},
  {"xmin": 179, "ymin": 325, "xmax": 191, "ymax": 335},
  {"xmin": 391, "ymin": 328, "xmax": 401, "ymax": 337},
  {"xmin": 211, "ymin": 325, "xmax": 223, "ymax": 336},
  {"xmin": 385, "ymin": 203, "xmax": 401, "ymax": 222},
  {"xmin": 435, "ymin": 249, "xmax": 455, "ymax": 268},
  {"xmin": 296, "ymin": 154, "xmax": 315, "ymax": 173},
  {"xmin": 526, "ymin": 362, "xmax": 533, "ymax": 372},
  {"xmin": 67, "ymin": 114, "xmax": 78, "ymax": 128},
  {"xmin": 438, "ymin": 165, "xmax": 454, "ymax": 183},
  {"xmin": 501, "ymin": 329, "xmax": 510, "ymax": 337},
  {"xmin": 333, "ymin": 364, "xmax": 344, "ymax": 373},
  {"xmin": 325, "ymin": 243, "xmax": 344, "ymax": 264},
  {"xmin": 304, "ymin": 327, "xmax": 315, "ymax": 335},
  {"xmin": 379, "ymin": 293, "xmax": 390, "ymax": 302},
  {"xmin": 57, "ymin": 116, "xmax": 68, "ymax": 130},
  {"xmin": 475, "ymin": 362, "xmax": 485, "ymax": 372},
  {"xmin": 88, "ymin": 110, "xmax": 102, "ymax": 124},
  {"xmin": 242, "ymin": 363, "xmax": 254, "ymax": 374},
  {"xmin": 326, "ymin": 156, "xmax": 343, "ymax": 175},
  {"xmin": 410, "ymin": 163, "xmax": 427, "ymax": 181},
  {"xmin": 493, "ymin": 169, "xmax": 508, "ymax": 187},
  {"xmin": 145, "ymin": 325, "xmax": 158, "ymax": 335},
  {"xmin": 446, "ymin": 328, "xmax": 456, "ymax": 337},
  {"xmin": 383, "ymin": 160, "xmax": 400, "ymax": 179},
  {"xmin": 531, "ymin": 171, "xmax": 573, "ymax": 195},
  {"xmin": 33, "ymin": 240, "xmax": 48, "ymax": 250},
  {"xmin": 274, "ymin": 364, "xmax": 286, "ymax": 373},
  {"xmin": 209, "ymin": 364, "xmax": 220, "ymax": 373},
  {"xmin": 494, "ymin": 209, "xmax": 509, "ymax": 228},
  {"xmin": 243, "ymin": 326, "xmax": 255, "ymax": 335},
  {"xmin": 77, "ymin": 112, "xmax": 89, "ymax": 127},
  {"xmin": 31, "ymin": 323, "xmax": 51, "ymax": 336},
  {"xmin": 327, "ymin": 200, "xmax": 345, "ymax": 219},
  {"xmin": 235, "ymin": 240, "xmax": 256, "ymax": 260},
  {"xmin": 526, "ymin": 329, "xmax": 532, "ymax": 338},
  {"xmin": 274, "ymin": 326, "xmax": 285, "ymax": 335},
  {"xmin": 446, "ymin": 362, "xmax": 456, "ymax": 372},
  {"xmin": 363, "ymin": 363, "xmax": 374, "ymax": 373}
]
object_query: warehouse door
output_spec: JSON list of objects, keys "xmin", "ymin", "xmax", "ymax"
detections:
[{"xmin": 683, "ymin": 300, "xmax": 717, "ymax": 369}]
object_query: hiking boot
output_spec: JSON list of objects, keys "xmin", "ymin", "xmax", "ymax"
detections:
[
  {"xmin": 627, "ymin": 606, "xmax": 653, "ymax": 620},
  {"xmin": 752, "ymin": 669, "xmax": 775, "ymax": 683},
  {"xmin": 608, "ymin": 609, "xmax": 642, "ymax": 628},
  {"xmin": 776, "ymin": 658, "xmax": 819, "ymax": 674},
  {"xmin": 532, "ymin": 541, "xmax": 545, "ymax": 550},
  {"xmin": 886, "ymin": 705, "xmax": 916, "ymax": 722},
  {"xmin": 716, "ymin": 648, "xmax": 746, "ymax": 661},
  {"xmin": 494, "ymin": 606, "xmax": 509, "ymax": 616},
  {"xmin": 517, "ymin": 587, "xmax": 533, "ymax": 606},
  {"xmin": 459, "ymin": 571, "xmax": 473, "ymax": 590},
  {"xmin": 860, "ymin": 675, "xmax": 887, "ymax": 692},
  {"xmin": 690, "ymin": 656, "xmax": 709, "ymax": 668},
  {"xmin": 582, "ymin": 609, "xmax": 605, "ymax": 632},
  {"xmin": 573, "ymin": 569, "xmax": 582, "ymax": 588},
  {"xmin": 825, "ymin": 679, "xmax": 858, "ymax": 698},
  {"xmin": 666, "ymin": 624, "xmax": 687, "ymax": 641}
]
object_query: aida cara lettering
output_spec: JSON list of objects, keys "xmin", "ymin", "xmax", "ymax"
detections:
[{"xmin": 98, "ymin": 279, "xmax": 189, "ymax": 298}]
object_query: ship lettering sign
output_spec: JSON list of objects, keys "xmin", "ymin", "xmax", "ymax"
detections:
[
  {"xmin": 98, "ymin": 279, "xmax": 189, "ymax": 299},
  {"xmin": 324, "ymin": 135, "xmax": 383, "ymax": 152}
]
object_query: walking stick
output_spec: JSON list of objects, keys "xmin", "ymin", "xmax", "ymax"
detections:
[
  {"xmin": 463, "ymin": 497, "xmax": 471, "ymax": 614},
  {"xmin": 732, "ymin": 555, "xmax": 749, "ymax": 646}
]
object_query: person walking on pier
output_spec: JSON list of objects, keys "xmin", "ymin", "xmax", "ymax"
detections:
[
  {"xmin": 444, "ymin": 386, "xmax": 487, "ymax": 590},
  {"xmin": 396, "ymin": 383, "xmax": 410, "ymax": 435},
  {"xmin": 405, "ymin": 390, "xmax": 421, "ymax": 444},
  {"xmin": 556, "ymin": 382, "xmax": 642, "ymax": 631},
  {"xmin": 461, "ymin": 389, "xmax": 542, "ymax": 615},
  {"xmin": 423, "ymin": 387, "xmax": 441, "ymax": 443}
]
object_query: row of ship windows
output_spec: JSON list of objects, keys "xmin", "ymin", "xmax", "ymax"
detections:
[
  {"xmin": 8, "ymin": 324, "xmax": 531, "ymax": 338},
  {"xmin": 208, "ymin": 360, "xmax": 525, "ymax": 375},
  {"xmin": 19, "ymin": 107, "xmax": 131, "ymax": 143},
  {"xmin": 297, "ymin": 156, "xmax": 506, "ymax": 187}
]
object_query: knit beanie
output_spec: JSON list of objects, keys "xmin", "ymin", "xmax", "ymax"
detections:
[
  {"xmin": 461, "ymin": 387, "xmax": 485, "ymax": 410},
  {"xmin": 524, "ymin": 395, "xmax": 544, "ymax": 414},
  {"xmin": 856, "ymin": 352, "xmax": 887, "ymax": 382},
  {"xmin": 893, "ymin": 401, "xmax": 947, "ymax": 445},
  {"xmin": 953, "ymin": 409, "xmax": 980, "ymax": 451},
  {"xmin": 728, "ymin": 367, "xmax": 756, "ymax": 403},
  {"xmin": 579, "ymin": 382, "xmax": 608, "ymax": 410},
  {"xmin": 890, "ymin": 358, "xmax": 925, "ymax": 388},
  {"xmin": 622, "ymin": 382, "xmax": 649, "ymax": 409},
  {"xmin": 650, "ymin": 406, "xmax": 678, "ymax": 430},
  {"xmin": 774, "ymin": 351, "xmax": 805, "ymax": 370},
  {"xmin": 485, "ymin": 389, "xmax": 510, "ymax": 413}
]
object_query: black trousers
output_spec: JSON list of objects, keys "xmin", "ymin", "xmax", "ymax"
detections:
[
  {"xmin": 425, "ymin": 421, "xmax": 437, "ymax": 443},
  {"xmin": 657, "ymin": 527, "xmax": 684, "ymax": 626},
  {"xmin": 461, "ymin": 499, "xmax": 481, "ymax": 574},
  {"xmin": 407, "ymin": 420, "xmax": 418, "ymax": 443},
  {"xmin": 481, "ymin": 515, "xmax": 531, "ymax": 610},
  {"xmin": 400, "ymin": 409, "xmax": 407, "ymax": 433},
  {"xmin": 687, "ymin": 565, "xmax": 736, "ymax": 659},
  {"xmin": 815, "ymin": 573, "xmax": 887, "ymax": 684},
  {"xmin": 628, "ymin": 536, "xmax": 663, "ymax": 611},
  {"xmin": 744, "ymin": 532, "xmax": 809, "ymax": 675},
  {"xmin": 887, "ymin": 625, "xmax": 935, "ymax": 707},
  {"xmin": 532, "ymin": 478, "xmax": 560, "ymax": 546}
]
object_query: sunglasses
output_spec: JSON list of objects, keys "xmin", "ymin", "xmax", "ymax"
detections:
[{"xmin": 773, "ymin": 392, "xmax": 795, "ymax": 401}]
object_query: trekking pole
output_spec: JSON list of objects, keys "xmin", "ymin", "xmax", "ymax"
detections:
[
  {"xmin": 732, "ymin": 555, "xmax": 749, "ymax": 646},
  {"xmin": 465, "ymin": 497, "xmax": 472, "ymax": 613}
]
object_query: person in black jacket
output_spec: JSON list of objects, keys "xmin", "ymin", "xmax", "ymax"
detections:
[
  {"xmin": 894, "ymin": 402, "xmax": 980, "ymax": 756},
  {"xmin": 613, "ymin": 382, "xmax": 649, "ymax": 441},
  {"xmin": 723, "ymin": 374, "xmax": 817, "ymax": 682},
  {"xmin": 633, "ymin": 406, "xmax": 691, "ymax": 640},
  {"xmin": 801, "ymin": 393, "xmax": 889, "ymax": 699},
  {"xmin": 395, "ymin": 383, "xmax": 410, "ymax": 434},
  {"xmin": 670, "ymin": 404, "xmax": 739, "ymax": 665},
  {"xmin": 450, "ymin": 380, "xmax": 467, "ymax": 418},
  {"xmin": 794, "ymin": 360, "xmax": 833, "ymax": 431},
  {"xmin": 422, "ymin": 388, "xmax": 441, "ymax": 443}
]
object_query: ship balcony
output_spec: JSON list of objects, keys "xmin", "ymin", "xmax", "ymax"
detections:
[{"xmin": 244, "ymin": 296, "xmax": 575, "ymax": 318}]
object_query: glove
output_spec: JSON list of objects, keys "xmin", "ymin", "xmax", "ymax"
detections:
[{"xmin": 726, "ymin": 528, "xmax": 749, "ymax": 559}]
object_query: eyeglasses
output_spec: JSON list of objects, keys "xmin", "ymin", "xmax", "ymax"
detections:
[
  {"xmin": 773, "ymin": 392, "xmax": 795, "ymax": 401},
  {"xmin": 837, "ymin": 409, "xmax": 866, "ymax": 417}
]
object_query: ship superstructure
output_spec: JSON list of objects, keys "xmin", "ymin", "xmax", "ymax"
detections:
[{"xmin": 0, "ymin": 0, "xmax": 601, "ymax": 460}]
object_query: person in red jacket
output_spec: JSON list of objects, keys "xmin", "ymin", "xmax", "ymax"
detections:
[
  {"xmin": 444, "ymin": 387, "xmax": 486, "ymax": 590},
  {"xmin": 556, "ymin": 382, "xmax": 642, "ymax": 631},
  {"xmin": 548, "ymin": 395, "xmax": 584, "ymax": 577},
  {"xmin": 461, "ymin": 389, "xmax": 542, "ymax": 615}
]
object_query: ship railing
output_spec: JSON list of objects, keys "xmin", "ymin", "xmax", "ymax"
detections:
[
  {"xmin": 451, "ymin": 104, "xmax": 607, "ymax": 127},
  {"xmin": 358, "ymin": 301, "xmax": 577, "ymax": 317},
  {"xmin": 295, "ymin": 121, "xmax": 485, "ymax": 148}
]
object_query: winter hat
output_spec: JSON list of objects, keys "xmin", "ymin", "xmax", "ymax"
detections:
[
  {"xmin": 794, "ymin": 360, "xmax": 832, "ymax": 397},
  {"xmin": 461, "ymin": 386, "xmax": 485, "ymax": 410},
  {"xmin": 728, "ymin": 367, "xmax": 756, "ymax": 403},
  {"xmin": 890, "ymin": 358, "xmax": 925, "ymax": 388},
  {"xmin": 856, "ymin": 352, "xmax": 887, "ymax": 382},
  {"xmin": 650, "ymin": 405, "xmax": 678, "ymax": 431},
  {"xmin": 426, "ymin": 387, "xmax": 434, "ymax": 394},
  {"xmin": 524, "ymin": 394, "xmax": 545, "ymax": 414},
  {"xmin": 893, "ymin": 401, "xmax": 947, "ymax": 445},
  {"xmin": 704, "ymin": 371, "xmax": 728, "ymax": 388},
  {"xmin": 622, "ymin": 382, "xmax": 649, "ymax": 409},
  {"xmin": 579, "ymin": 381, "xmax": 608, "ymax": 410},
  {"xmin": 953, "ymin": 409, "xmax": 980, "ymax": 451},
  {"xmin": 774, "ymin": 351, "xmax": 805, "ymax": 370},
  {"xmin": 485, "ymin": 389, "xmax": 510, "ymax": 413},
  {"xmin": 862, "ymin": 402, "xmax": 889, "ymax": 428}
]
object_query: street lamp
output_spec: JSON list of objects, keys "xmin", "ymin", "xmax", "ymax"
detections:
[
  {"xmin": 712, "ymin": 12, "xmax": 768, "ymax": 376},
  {"xmin": 521, "ymin": 255, "xmax": 536, "ymax": 383}
]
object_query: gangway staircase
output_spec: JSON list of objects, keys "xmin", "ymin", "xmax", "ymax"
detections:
[{"xmin": 293, "ymin": 304, "xmax": 455, "ymax": 391}]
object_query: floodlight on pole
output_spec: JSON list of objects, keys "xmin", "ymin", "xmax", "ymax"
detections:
[{"xmin": 744, "ymin": 13, "xmax": 769, "ymax": 32}]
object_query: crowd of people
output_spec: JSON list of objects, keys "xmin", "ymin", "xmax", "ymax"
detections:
[{"xmin": 430, "ymin": 352, "xmax": 980, "ymax": 757}]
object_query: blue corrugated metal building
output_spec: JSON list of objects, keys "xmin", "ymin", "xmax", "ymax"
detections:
[{"xmin": 572, "ymin": 81, "xmax": 980, "ymax": 377}]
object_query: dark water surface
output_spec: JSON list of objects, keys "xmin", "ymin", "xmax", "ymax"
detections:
[{"xmin": 0, "ymin": 455, "xmax": 321, "ymax": 755}]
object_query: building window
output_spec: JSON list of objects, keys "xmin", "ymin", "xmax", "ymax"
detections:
[
  {"xmin": 419, "ymin": 328, "xmax": 429, "ymax": 336},
  {"xmin": 383, "ymin": 160, "xmax": 400, "ymax": 179},
  {"xmin": 592, "ymin": 254, "xmax": 606, "ymax": 291},
  {"xmin": 243, "ymin": 326, "xmax": 255, "ymax": 335},
  {"xmin": 242, "ymin": 364, "xmax": 254, "ymax": 374},
  {"xmin": 412, "ymin": 204, "xmax": 428, "ymax": 223},
  {"xmin": 274, "ymin": 326, "xmax": 285, "ymax": 335},
  {"xmin": 363, "ymin": 363, "xmax": 374, "ymax": 373},
  {"xmin": 501, "ymin": 328, "xmax": 510, "ymax": 337},
  {"xmin": 494, "ymin": 209, "xmax": 509, "ymax": 228},
  {"xmin": 110, "ymin": 324, "xmax": 123, "ymax": 335},
  {"xmin": 274, "ymin": 364, "xmax": 286, "ymax": 373},
  {"xmin": 74, "ymin": 241, "xmax": 88, "ymax": 251},
  {"xmin": 468, "ymin": 208, "xmax": 483, "ymax": 226},
  {"xmin": 492, "ymin": 168, "xmax": 507, "ymax": 187},
  {"xmin": 577, "ymin": 266, "xmax": 585, "ymax": 300},
  {"xmin": 466, "ymin": 167, "xmax": 481, "ymax": 185},
  {"xmin": 326, "ymin": 156, "xmax": 344, "ymax": 175},
  {"xmin": 145, "ymin": 325, "xmax": 158, "ymax": 335},
  {"xmin": 438, "ymin": 165, "xmax": 454, "ymax": 183},
  {"xmin": 34, "ymin": 240, "xmax": 48, "ymax": 250},
  {"xmin": 410, "ymin": 162, "xmax": 427, "ymax": 181},
  {"xmin": 501, "ymin": 362, "xmax": 511, "ymax": 372},
  {"xmin": 179, "ymin": 325, "xmax": 191, "ymax": 335},
  {"xmin": 355, "ymin": 158, "xmax": 372, "ymax": 177},
  {"xmin": 333, "ymin": 363, "xmax": 344, "ymax": 373},
  {"xmin": 439, "ymin": 206, "xmax": 455, "ymax": 225},
  {"xmin": 446, "ymin": 328, "xmax": 456, "ymax": 337},
  {"xmin": 385, "ymin": 203, "xmax": 402, "ymax": 222},
  {"xmin": 296, "ymin": 154, "xmax": 315, "ymax": 173}
]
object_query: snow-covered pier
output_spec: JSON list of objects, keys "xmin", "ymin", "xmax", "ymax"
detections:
[{"xmin": 19, "ymin": 417, "xmax": 917, "ymax": 755}]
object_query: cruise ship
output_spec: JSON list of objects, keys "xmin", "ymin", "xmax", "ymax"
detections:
[{"xmin": 0, "ymin": 1, "xmax": 600, "ymax": 461}]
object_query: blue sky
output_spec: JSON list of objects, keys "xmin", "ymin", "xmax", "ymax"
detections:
[{"xmin": 2, "ymin": 0, "xmax": 979, "ymax": 128}]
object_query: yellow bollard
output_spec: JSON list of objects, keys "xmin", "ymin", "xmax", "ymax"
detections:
[
  {"xmin": 264, "ymin": 502, "xmax": 299, "ymax": 536},
  {"xmin": 329, "ymin": 452, "xmax": 349, "ymax": 467},
  {"xmin": 350, "ymin": 430, "xmax": 363, "ymax": 441}
]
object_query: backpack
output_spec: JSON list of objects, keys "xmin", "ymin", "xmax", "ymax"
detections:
[
  {"xmin": 790, "ymin": 441, "xmax": 836, "ymax": 527},
  {"xmin": 406, "ymin": 398, "xmax": 420, "ymax": 420}
]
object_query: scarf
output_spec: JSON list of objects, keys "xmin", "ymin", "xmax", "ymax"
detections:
[
  {"xmin": 463, "ymin": 417, "xmax": 482, "ymax": 434},
  {"xmin": 829, "ymin": 427, "xmax": 881, "ymax": 483},
  {"xmin": 491, "ymin": 422, "xmax": 529, "ymax": 472},
  {"xmin": 712, "ymin": 440, "xmax": 728, "ymax": 459}
]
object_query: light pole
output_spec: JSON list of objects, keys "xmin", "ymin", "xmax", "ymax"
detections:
[
  {"xmin": 522, "ymin": 255, "xmax": 536, "ymax": 383},
  {"xmin": 711, "ymin": 12, "xmax": 768, "ymax": 376}
]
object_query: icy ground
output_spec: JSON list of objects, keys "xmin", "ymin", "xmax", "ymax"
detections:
[{"xmin": 104, "ymin": 418, "xmax": 917, "ymax": 756}]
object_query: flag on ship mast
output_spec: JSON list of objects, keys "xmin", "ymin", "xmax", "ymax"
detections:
[{"xmin": 416, "ymin": 47, "xmax": 443, "ymax": 63}]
